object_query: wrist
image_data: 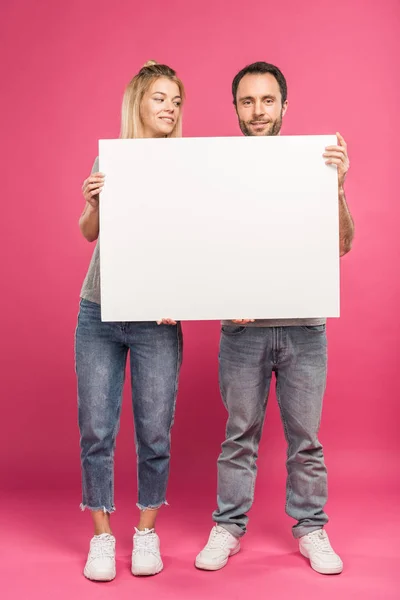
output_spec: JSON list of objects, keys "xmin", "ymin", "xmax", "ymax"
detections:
[{"xmin": 87, "ymin": 201, "xmax": 99, "ymax": 213}]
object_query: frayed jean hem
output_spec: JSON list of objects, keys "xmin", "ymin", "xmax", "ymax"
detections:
[
  {"xmin": 80, "ymin": 503, "xmax": 116, "ymax": 514},
  {"xmin": 136, "ymin": 500, "xmax": 169, "ymax": 511}
]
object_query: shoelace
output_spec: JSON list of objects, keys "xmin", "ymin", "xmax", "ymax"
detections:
[
  {"xmin": 90, "ymin": 535, "xmax": 115, "ymax": 559},
  {"xmin": 207, "ymin": 527, "xmax": 230, "ymax": 549},
  {"xmin": 133, "ymin": 530, "xmax": 159, "ymax": 556},
  {"xmin": 310, "ymin": 531, "xmax": 332, "ymax": 553}
]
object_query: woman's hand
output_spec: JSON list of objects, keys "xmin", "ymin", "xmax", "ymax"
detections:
[
  {"xmin": 82, "ymin": 172, "xmax": 105, "ymax": 208},
  {"xmin": 79, "ymin": 171, "xmax": 104, "ymax": 241}
]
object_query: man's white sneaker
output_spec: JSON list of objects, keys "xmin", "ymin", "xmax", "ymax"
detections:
[
  {"xmin": 195, "ymin": 525, "xmax": 241, "ymax": 571},
  {"xmin": 83, "ymin": 533, "xmax": 116, "ymax": 581},
  {"xmin": 131, "ymin": 528, "xmax": 163, "ymax": 576},
  {"xmin": 299, "ymin": 529, "xmax": 343, "ymax": 574}
]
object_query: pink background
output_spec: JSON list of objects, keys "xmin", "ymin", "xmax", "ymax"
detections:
[{"xmin": 1, "ymin": 0, "xmax": 399, "ymax": 598}]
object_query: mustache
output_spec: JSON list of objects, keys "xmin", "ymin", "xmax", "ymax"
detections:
[{"xmin": 239, "ymin": 114, "xmax": 283, "ymax": 137}]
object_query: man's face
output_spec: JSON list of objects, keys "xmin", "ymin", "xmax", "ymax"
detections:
[{"xmin": 235, "ymin": 73, "xmax": 288, "ymax": 136}]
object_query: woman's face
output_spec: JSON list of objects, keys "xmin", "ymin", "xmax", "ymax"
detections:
[{"xmin": 140, "ymin": 77, "xmax": 182, "ymax": 138}]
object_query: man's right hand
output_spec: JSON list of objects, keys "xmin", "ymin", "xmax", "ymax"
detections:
[
  {"xmin": 232, "ymin": 319, "xmax": 255, "ymax": 324},
  {"xmin": 82, "ymin": 172, "xmax": 105, "ymax": 209}
]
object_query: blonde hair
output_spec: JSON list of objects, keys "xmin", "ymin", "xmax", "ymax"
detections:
[{"xmin": 120, "ymin": 60, "xmax": 185, "ymax": 139}]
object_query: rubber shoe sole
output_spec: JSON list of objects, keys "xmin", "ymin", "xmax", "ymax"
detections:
[
  {"xmin": 195, "ymin": 543, "xmax": 241, "ymax": 571},
  {"xmin": 299, "ymin": 546, "xmax": 343, "ymax": 575},
  {"xmin": 131, "ymin": 559, "xmax": 163, "ymax": 577},
  {"xmin": 84, "ymin": 566, "xmax": 116, "ymax": 581}
]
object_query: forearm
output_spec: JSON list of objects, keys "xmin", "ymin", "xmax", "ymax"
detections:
[
  {"xmin": 338, "ymin": 186, "xmax": 354, "ymax": 256},
  {"xmin": 79, "ymin": 202, "xmax": 99, "ymax": 242}
]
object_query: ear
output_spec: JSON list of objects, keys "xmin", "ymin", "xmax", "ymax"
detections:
[{"xmin": 282, "ymin": 100, "xmax": 288, "ymax": 117}]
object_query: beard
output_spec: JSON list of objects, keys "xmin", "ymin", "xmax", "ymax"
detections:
[{"xmin": 239, "ymin": 111, "xmax": 283, "ymax": 137}]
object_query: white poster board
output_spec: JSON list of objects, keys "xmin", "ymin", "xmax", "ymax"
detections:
[{"xmin": 99, "ymin": 136, "xmax": 339, "ymax": 321}]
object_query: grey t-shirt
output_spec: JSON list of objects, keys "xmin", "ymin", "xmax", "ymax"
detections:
[
  {"xmin": 80, "ymin": 157, "xmax": 326, "ymax": 326},
  {"xmin": 80, "ymin": 158, "xmax": 101, "ymax": 305}
]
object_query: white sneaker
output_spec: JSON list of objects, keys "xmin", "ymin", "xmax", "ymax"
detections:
[
  {"xmin": 299, "ymin": 529, "xmax": 343, "ymax": 574},
  {"xmin": 84, "ymin": 533, "xmax": 116, "ymax": 581},
  {"xmin": 131, "ymin": 528, "xmax": 163, "ymax": 576},
  {"xmin": 195, "ymin": 525, "xmax": 241, "ymax": 571}
]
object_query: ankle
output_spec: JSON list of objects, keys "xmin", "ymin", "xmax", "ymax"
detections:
[
  {"xmin": 94, "ymin": 526, "xmax": 113, "ymax": 536},
  {"xmin": 91, "ymin": 510, "xmax": 112, "ymax": 536}
]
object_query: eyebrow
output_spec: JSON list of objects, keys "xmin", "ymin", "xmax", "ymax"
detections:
[
  {"xmin": 239, "ymin": 94, "xmax": 276, "ymax": 102},
  {"xmin": 152, "ymin": 91, "xmax": 182, "ymax": 100}
]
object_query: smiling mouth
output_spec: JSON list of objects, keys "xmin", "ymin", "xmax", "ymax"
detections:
[
  {"xmin": 160, "ymin": 116, "xmax": 174, "ymax": 124},
  {"xmin": 251, "ymin": 121, "xmax": 268, "ymax": 126}
]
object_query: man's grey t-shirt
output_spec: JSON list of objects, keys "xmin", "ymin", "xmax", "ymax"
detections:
[
  {"xmin": 80, "ymin": 157, "xmax": 326, "ymax": 327},
  {"xmin": 221, "ymin": 317, "xmax": 326, "ymax": 327}
]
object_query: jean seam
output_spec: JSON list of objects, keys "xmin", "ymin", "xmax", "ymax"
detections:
[
  {"xmin": 162, "ymin": 323, "xmax": 183, "ymax": 508},
  {"xmin": 275, "ymin": 382, "xmax": 293, "ymax": 514},
  {"xmin": 249, "ymin": 388, "xmax": 270, "ymax": 504},
  {"xmin": 74, "ymin": 300, "xmax": 83, "ymax": 376},
  {"xmin": 110, "ymin": 375, "xmax": 125, "ymax": 512},
  {"xmin": 278, "ymin": 327, "xmax": 288, "ymax": 363},
  {"xmin": 135, "ymin": 324, "xmax": 182, "ymax": 509},
  {"xmin": 170, "ymin": 323, "xmax": 183, "ymax": 426}
]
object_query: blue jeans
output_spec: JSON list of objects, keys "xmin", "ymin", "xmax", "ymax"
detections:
[
  {"xmin": 75, "ymin": 299, "xmax": 182, "ymax": 513},
  {"xmin": 213, "ymin": 325, "xmax": 328, "ymax": 539}
]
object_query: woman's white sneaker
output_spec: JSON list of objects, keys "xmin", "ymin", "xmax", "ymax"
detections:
[
  {"xmin": 84, "ymin": 533, "xmax": 116, "ymax": 581},
  {"xmin": 195, "ymin": 525, "xmax": 241, "ymax": 571},
  {"xmin": 299, "ymin": 529, "xmax": 343, "ymax": 574},
  {"xmin": 131, "ymin": 528, "xmax": 163, "ymax": 576}
]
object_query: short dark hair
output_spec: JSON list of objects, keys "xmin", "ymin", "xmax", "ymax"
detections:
[{"xmin": 232, "ymin": 62, "xmax": 288, "ymax": 106}]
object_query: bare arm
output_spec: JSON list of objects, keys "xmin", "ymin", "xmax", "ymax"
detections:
[
  {"xmin": 324, "ymin": 132, "xmax": 354, "ymax": 257},
  {"xmin": 79, "ymin": 201, "xmax": 100, "ymax": 242},
  {"xmin": 338, "ymin": 186, "xmax": 354, "ymax": 256},
  {"xmin": 79, "ymin": 171, "xmax": 104, "ymax": 242}
]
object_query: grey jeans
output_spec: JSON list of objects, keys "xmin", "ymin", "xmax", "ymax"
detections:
[
  {"xmin": 75, "ymin": 299, "xmax": 182, "ymax": 513},
  {"xmin": 213, "ymin": 324, "xmax": 328, "ymax": 539}
]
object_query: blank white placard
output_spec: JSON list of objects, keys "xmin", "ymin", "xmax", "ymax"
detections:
[{"xmin": 99, "ymin": 136, "xmax": 339, "ymax": 322}]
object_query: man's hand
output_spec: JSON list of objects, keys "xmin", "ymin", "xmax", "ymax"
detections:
[
  {"xmin": 323, "ymin": 132, "xmax": 349, "ymax": 188},
  {"xmin": 157, "ymin": 318, "xmax": 177, "ymax": 326},
  {"xmin": 232, "ymin": 319, "xmax": 255, "ymax": 324},
  {"xmin": 324, "ymin": 131, "xmax": 354, "ymax": 256}
]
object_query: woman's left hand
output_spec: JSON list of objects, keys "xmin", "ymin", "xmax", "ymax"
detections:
[{"xmin": 157, "ymin": 318, "xmax": 177, "ymax": 326}]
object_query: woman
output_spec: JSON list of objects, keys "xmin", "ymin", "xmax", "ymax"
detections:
[{"xmin": 76, "ymin": 61, "xmax": 185, "ymax": 581}]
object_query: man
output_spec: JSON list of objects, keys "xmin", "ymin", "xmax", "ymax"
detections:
[{"xmin": 195, "ymin": 62, "xmax": 354, "ymax": 575}]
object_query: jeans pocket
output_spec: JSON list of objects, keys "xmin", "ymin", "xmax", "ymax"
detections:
[
  {"xmin": 79, "ymin": 298, "xmax": 101, "ymax": 314},
  {"xmin": 80, "ymin": 298, "xmax": 99, "ymax": 308},
  {"xmin": 78, "ymin": 298, "xmax": 101, "ymax": 325},
  {"xmin": 221, "ymin": 325, "xmax": 247, "ymax": 336},
  {"xmin": 300, "ymin": 324, "xmax": 326, "ymax": 333}
]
